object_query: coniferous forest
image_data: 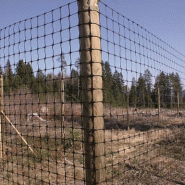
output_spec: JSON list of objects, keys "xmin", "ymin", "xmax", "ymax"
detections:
[{"xmin": 0, "ymin": 59, "xmax": 184, "ymax": 108}]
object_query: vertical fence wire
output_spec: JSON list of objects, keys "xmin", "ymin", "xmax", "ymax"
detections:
[{"xmin": 0, "ymin": 0, "xmax": 184, "ymax": 184}]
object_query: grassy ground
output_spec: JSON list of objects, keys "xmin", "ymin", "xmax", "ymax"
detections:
[{"xmin": 0, "ymin": 92, "xmax": 184, "ymax": 184}]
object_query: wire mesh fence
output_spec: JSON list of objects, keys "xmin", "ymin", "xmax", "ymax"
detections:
[
  {"xmin": 0, "ymin": 0, "xmax": 185, "ymax": 184},
  {"xmin": 99, "ymin": 2, "xmax": 185, "ymax": 184}
]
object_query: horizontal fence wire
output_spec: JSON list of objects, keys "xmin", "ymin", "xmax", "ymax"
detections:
[{"xmin": 0, "ymin": 0, "xmax": 184, "ymax": 184}]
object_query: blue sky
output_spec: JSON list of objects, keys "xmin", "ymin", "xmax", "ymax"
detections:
[
  {"xmin": 0, "ymin": 0, "xmax": 184, "ymax": 54},
  {"xmin": 0, "ymin": 0, "xmax": 184, "ymax": 87},
  {"xmin": 104, "ymin": 0, "xmax": 185, "ymax": 55}
]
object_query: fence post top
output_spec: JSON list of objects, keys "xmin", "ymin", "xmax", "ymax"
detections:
[{"xmin": 78, "ymin": 0, "xmax": 99, "ymax": 10}]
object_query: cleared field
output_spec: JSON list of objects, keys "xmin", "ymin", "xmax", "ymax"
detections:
[{"xmin": 0, "ymin": 92, "xmax": 184, "ymax": 184}]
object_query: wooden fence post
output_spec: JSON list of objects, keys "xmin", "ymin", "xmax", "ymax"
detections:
[
  {"xmin": 61, "ymin": 72, "xmax": 65, "ymax": 140},
  {"xmin": 177, "ymin": 92, "xmax": 179, "ymax": 116},
  {"xmin": 126, "ymin": 85, "xmax": 130, "ymax": 130},
  {"xmin": 158, "ymin": 88, "xmax": 160, "ymax": 122},
  {"xmin": 0, "ymin": 75, "xmax": 4, "ymax": 158},
  {"xmin": 78, "ymin": 0, "xmax": 105, "ymax": 184}
]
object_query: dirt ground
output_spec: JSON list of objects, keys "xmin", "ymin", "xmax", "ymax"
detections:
[{"xmin": 0, "ymin": 93, "xmax": 184, "ymax": 184}]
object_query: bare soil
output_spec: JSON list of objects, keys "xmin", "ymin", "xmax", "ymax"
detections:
[{"xmin": 0, "ymin": 91, "xmax": 184, "ymax": 184}]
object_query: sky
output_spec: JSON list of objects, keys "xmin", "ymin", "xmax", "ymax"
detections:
[
  {"xmin": 0, "ymin": 0, "xmax": 185, "ymax": 87},
  {"xmin": 0, "ymin": 0, "xmax": 184, "ymax": 54},
  {"xmin": 104, "ymin": 0, "xmax": 185, "ymax": 55}
]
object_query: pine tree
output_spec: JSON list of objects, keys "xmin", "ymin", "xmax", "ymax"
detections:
[
  {"xmin": 169, "ymin": 72, "xmax": 182, "ymax": 108},
  {"xmin": 71, "ymin": 69, "xmax": 79, "ymax": 101},
  {"xmin": 15, "ymin": 60, "xmax": 27, "ymax": 88},
  {"xmin": 154, "ymin": 72, "xmax": 171, "ymax": 108},
  {"xmin": 136, "ymin": 74, "xmax": 146, "ymax": 107},
  {"xmin": 25, "ymin": 63, "xmax": 35, "ymax": 91},
  {"xmin": 183, "ymin": 90, "xmax": 185, "ymax": 108},
  {"xmin": 75, "ymin": 58, "xmax": 80, "ymax": 99},
  {"xmin": 15, "ymin": 60, "xmax": 35, "ymax": 91},
  {"xmin": 4, "ymin": 60, "xmax": 14, "ymax": 94},
  {"xmin": 102, "ymin": 61, "xmax": 114, "ymax": 104},
  {"xmin": 112, "ymin": 70, "xmax": 125, "ymax": 107},
  {"xmin": 129, "ymin": 77, "xmax": 137, "ymax": 107},
  {"xmin": 53, "ymin": 72, "xmax": 62, "ymax": 96},
  {"xmin": 144, "ymin": 69, "xmax": 152, "ymax": 108},
  {"xmin": 46, "ymin": 73, "xmax": 54, "ymax": 94},
  {"xmin": 34, "ymin": 69, "xmax": 47, "ymax": 98},
  {"xmin": 65, "ymin": 69, "xmax": 79, "ymax": 102},
  {"xmin": 0, "ymin": 65, "xmax": 3, "ymax": 75},
  {"xmin": 57, "ymin": 53, "xmax": 67, "ymax": 102},
  {"xmin": 57, "ymin": 53, "xmax": 67, "ymax": 74}
]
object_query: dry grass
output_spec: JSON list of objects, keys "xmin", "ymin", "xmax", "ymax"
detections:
[{"xmin": 0, "ymin": 91, "xmax": 185, "ymax": 184}]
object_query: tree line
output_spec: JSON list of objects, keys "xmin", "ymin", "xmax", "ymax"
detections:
[
  {"xmin": 0, "ymin": 60, "xmax": 184, "ymax": 108},
  {"xmin": 0, "ymin": 59, "xmax": 80, "ymax": 102},
  {"xmin": 103, "ymin": 61, "xmax": 183, "ymax": 108}
]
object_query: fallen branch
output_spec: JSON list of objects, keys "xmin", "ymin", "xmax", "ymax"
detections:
[
  {"xmin": 27, "ymin": 113, "xmax": 46, "ymax": 122},
  {"xmin": 65, "ymin": 157, "xmax": 74, "ymax": 165},
  {"xmin": 1, "ymin": 111, "xmax": 38, "ymax": 157}
]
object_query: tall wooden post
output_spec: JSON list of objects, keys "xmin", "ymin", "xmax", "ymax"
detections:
[
  {"xmin": 77, "ymin": 65, "xmax": 80, "ymax": 99},
  {"xmin": 177, "ymin": 92, "xmax": 179, "ymax": 116},
  {"xmin": 0, "ymin": 75, "xmax": 4, "ymax": 158},
  {"xmin": 126, "ymin": 85, "xmax": 130, "ymax": 130},
  {"xmin": 61, "ymin": 72, "xmax": 65, "ymax": 140},
  {"xmin": 78, "ymin": 0, "xmax": 105, "ymax": 184},
  {"xmin": 158, "ymin": 88, "xmax": 160, "ymax": 122},
  {"xmin": 170, "ymin": 88, "xmax": 173, "ymax": 109}
]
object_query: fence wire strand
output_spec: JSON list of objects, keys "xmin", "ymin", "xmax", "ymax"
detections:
[{"xmin": 0, "ymin": 0, "xmax": 184, "ymax": 184}]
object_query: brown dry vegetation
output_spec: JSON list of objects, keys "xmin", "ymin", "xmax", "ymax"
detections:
[{"xmin": 0, "ymin": 91, "xmax": 184, "ymax": 184}]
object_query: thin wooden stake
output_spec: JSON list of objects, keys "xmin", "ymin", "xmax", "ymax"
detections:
[
  {"xmin": 1, "ymin": 111, "xmax": 37, "ymax": 157},
  {"xmin": 158, "ymin": 88, "xmax": 160, "ymax": 122},
  {"xmin": 126, "ymin": 85, "xmax": 130, "ymax": 130},
  {"xmin": 0, "ymin": 75, "xmax": 3, "ymax": 158},
  {"xmin": 177, "ymin": 92, "xmax": 179, "ymax": 116},
  {"xmin": 61, "ymin": 72, "xmax": 65, "ymax": 140}
]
